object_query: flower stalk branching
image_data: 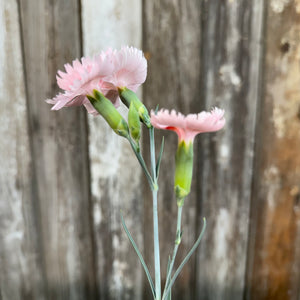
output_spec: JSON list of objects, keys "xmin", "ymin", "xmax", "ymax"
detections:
[{"xmin": 46, "ymin": 46, "xmax": 225, "ymax": 300}]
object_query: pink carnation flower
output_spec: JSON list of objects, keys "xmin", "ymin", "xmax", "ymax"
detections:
[
  {"xmin": 46, "ymin": 46, "xmax": 147, "ymax": 115},
  {"xmin": 150, "ymin": 107, "xmax": 225, "ymax": 143},
  {"xmin": 103, "ymin": 46, "xmax": 147, "ymax": 94}
]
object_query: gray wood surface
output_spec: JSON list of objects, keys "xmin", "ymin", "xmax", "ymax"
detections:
[
  {"xmin": 246, "ymin": 2, "xmax": 300, "ymax": 300},
  {"xmin": 81, "ymin": 0, "xmax": 144, "ymax": 299},
  {"xmin": 1, "ymin": 1, "xmax": 299, "ymax": 300},
  {"xmin": 195, "ymin": 1, "xmax": 265, "ymax": 299},
  {"xmin": 143, "ymin": 0, "xmax": 201, "ymax": 299},
  {"xmin": 19, "ymin": 0, "xmax": 96, "ymax": 299},
  {"xmin": 0, "ymin": 1, "xmax": 45, "ymax": 299}
]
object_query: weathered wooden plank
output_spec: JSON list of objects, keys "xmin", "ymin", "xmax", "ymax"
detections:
[
  {"xmin": 143, "ymin": 0, "xmax": 201, "ymax": 298},
  {"xmin": 81, "ymin": 1, "xmax": 144, "ymax": 299},
  {"xmin": 246, "ymin": 2, "xmax": 300, "ymax": 299},
  {"xmin": 195, "ymin": 1, "xmax": 265, "ymax": 299},
  {"xmin": 19, "ymin": 1, "xmax": 96, "ymax": 299},
  {"xmin": 0, "ymin": 1, "xmax": 45, "ymax": 299}
]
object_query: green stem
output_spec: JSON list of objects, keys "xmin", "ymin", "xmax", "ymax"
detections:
[
  {"xmin": 150, "ymin": 126, "xmax": 161, "ymax": 300},
  {"xmin": 121, "ymin": 213, "xmax": 156, "ymax": 299},
  {"xmin": 124, "ymin": 135, "xmax": 158, "ymax": 298},
  {"xmin": 162, "ymin": 203, "xmax": 183, "ymax": 299},
  {"xmin": 153, "ymin": 189, "xmax": 161, "ymax": 299},
  {"xmin": 162, "ymin": 218, "xmax": 206, "ymax": 300},
  {"xmin": 127, "ymin": 137, "xmax": 154, "ymax": 188}
]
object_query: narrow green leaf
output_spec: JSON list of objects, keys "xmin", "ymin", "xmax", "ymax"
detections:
[
  {"xmin": 166, "ymin": 256, "xmax": 171, "ymax": 274},
  {"xmin": 166, "ymin": 256, "xmax": 172, "ymax": 300},
  {"xmin": 127, "ymin": 137, "xmax": 154, "ymax": 189},
  {"xmin": 162, "ymin": 218, "xmax": 206, "ymax": 300},
  {"xmin": 120, "ymin": 213, "xmax": 156, "ymax": 299},
  {"xmin": 162, "ymin": 205, "xmax": 183, "ymax": 300},
  {"xmin": 156, "ymin": 136, "xmax": 164, "ymax": 179}
]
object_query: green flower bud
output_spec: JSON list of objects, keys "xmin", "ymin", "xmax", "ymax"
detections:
[
  {"xmin": 174, "ymin": 141, "xmax": 193, "ymax": 205},
  {"xmin": 88, "ymin": 90, "xmax": 129, "ymax": 138},
  {"xmin": 118, "ymin": 87, "xmax": 151, "ymax": 128},
  {"xmin": 128, "ymin": 102, "xmax": 141, "ymax": 143}
]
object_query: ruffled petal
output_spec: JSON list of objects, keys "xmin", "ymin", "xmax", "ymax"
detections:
[
  {"xmin": 46, "ymin": 46, "xmax": 147, "ymax": 115},
  {"xmin": 46, "ymin": 93, "xmax": 73, "ymax": 110},
  {"xmin": 186, "ymin": 108, "xmax": 225, "ymax": 133},
  {"xmin": 151, "ymin": 108, "xmax": 225, "ymax": 142},
  {"xmin": 109, "ymin": 46, "xmax": 147, "ymax": 90}
]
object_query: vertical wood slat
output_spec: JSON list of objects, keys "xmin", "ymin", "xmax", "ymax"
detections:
[
  {"xmin": 19, "ymin": 1, "xmax": 97, "ymax": 299},
  {"xmin": 143, "ymin": 0, "xmax": 201, "ymax": 299},
  {"xmin": 196, "ymin": 1, "xmax": 265, "ymax": 299},
  {"xmin": 1, "ymin": 1, "xmax": 300, "ymax": 300},
  {"xmin": 0, "ymin": 1, "xmax": 45, "ymax": 299},
  {"xmin": 246, "ymin": 2, "xmax": 300, "ymax": 300},
  {"xmin": 81, "ymin": 0, "xmax": 144, "ymax": 299}
]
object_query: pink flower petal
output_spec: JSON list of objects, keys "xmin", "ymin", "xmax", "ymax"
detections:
[
  {"xmin": 151, "ymin": 108, "xmax": 225, "ymax": 143},
  {"xmin": 83, "ymin": 101, "xmax": 99, "ymax": 115},
  {"xmin": 46, "ymin": 46, "xmax": 147, "ymax": 115},
  {"xmin": 102, "ymin": 46, "xmax": 147, "ymax": 93},
  {"xmin": 46, "ymin": 93, "xmax": 72, "ymax": 110}
]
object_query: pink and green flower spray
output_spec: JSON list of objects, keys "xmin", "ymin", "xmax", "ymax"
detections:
[{"xmin": 47, "ymin": 46, "xmax": 225, "ymax": 300}]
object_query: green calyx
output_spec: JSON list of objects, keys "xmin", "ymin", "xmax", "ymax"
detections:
[
  {"xmin": 174, "ymin": 140, "xmax": 194, "ymax": 204},
  {"xmin": 118, "ymin": 87, "xmax": 151, "ymax": 128},
  {"xmin": 88, "ymin": 90, "xmax": 129, "ymax": 138},
  {"xmin": 128, "ymin": 102, "xmax": 141, "ymax": 144}
]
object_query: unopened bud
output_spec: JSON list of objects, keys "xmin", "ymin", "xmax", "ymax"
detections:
[
  {"xmin": 174, "ymin": 141, "xmax": 193, "ymax": 203},
  {"xmin": 118, "ymin": 87, "xmax": 151, "ymax": 128},
  {"xmin": 128, "ymin": 102, "xmax": 141, "ymax": 143},
  {"xmin": 88, "ymin": 90, "xmax": 129, "ymax": 138}
]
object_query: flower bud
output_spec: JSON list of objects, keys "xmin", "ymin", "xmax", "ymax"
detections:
[
  {"xmin": 128, "ymin": 102, "xmax": 141, "ymax": 143},
  {"xmin": 118, "ymin": 87, "xmax": 151, "ymax": 128},
  {"xmin": 88, "ymin": 90, "xmax": 129, "ymax": 138},
  {"xmin": 174, "ymin": 141, "xmax": 193, "ymax": 205}
]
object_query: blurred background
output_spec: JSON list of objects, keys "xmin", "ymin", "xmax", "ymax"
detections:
[{"xmin": 1, "ymin": 0, "xmax": 300, "ymax": 299}]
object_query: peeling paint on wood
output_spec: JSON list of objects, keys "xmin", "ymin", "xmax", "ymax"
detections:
[
  {"xmin": 143, "ymin": 0, "xmax": 201, "ymax": 299},
  {"xmin": 18, "ymin": 0, "xmax": 97, "ymax": 299},
  {"xmin": 246, "ymin": 2, "xmax": 300, "ymax": 299},
  {"xmin": 1, "ymin": 1, "xmax": 300, "ymax": 299},
  {"xmin": 196, "ymin": 1, "xmax": 265, "ymax": 300},
  {"xmin": 0, "ymin": 1, "xmax": 45, "ymax": 299},
  {"xmin": 81, "ymin": 0, "xmax": 143, "ymax": 299},
  {"xmin": 271, "ymin": 0, "xmax": 291, "ymax": 13}
]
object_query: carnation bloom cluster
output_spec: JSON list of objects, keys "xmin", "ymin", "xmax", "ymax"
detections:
[
  {"xmin": 46, "ymin": 46, "xmax": 147, "ymax": 115},
  {"xmin": 46, "ymin": 46, "xmax": 225, "ymax": 300}
]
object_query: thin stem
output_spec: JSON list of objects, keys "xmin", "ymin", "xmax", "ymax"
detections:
[
  {"xmin": 149, "ymin": 127, "xmax": 156, "ymax": 179},
  {"xmin": 166, "ymin": 257, "xmax": 171, "ymax": 300},
  {"xmin": 162, "ymin": 204, "xmax": 183, "ymax": 299},
  {"xmin": 121, "ymin": 213, "xmax": 156, "ymax": 299},
  {"xmin": 153, "ymin": 189, "xmax": 161, "ymax": 299},
  {"xmin": 162, "ymin": 218, "xmax": 207, "ymax": 300},
  {"xmin": 127, "ymin": 137, "xmax": 154, "ymax": 189},
  {"xmin": 150, "ymin": 126, "xmax": 161, "ymax": 300},
  {"xmin": 125, "ymin": 135, "xmax": 158, "ymax": 298}
]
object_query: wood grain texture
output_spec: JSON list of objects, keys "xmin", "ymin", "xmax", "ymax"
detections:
[
  {"xmin": 0, "ymin": 1, "xmax": 45, "ymax": 299},
  {"xmin": 246, "ymin": 2, "xmax": 300, "ymax": 299},
  {"xmin": 195, "ymin": 1, "xmax": 265, "ymax": 299},
  {"xmin": 81, "ymin": 0, "xmax": 144, "ymax": 299},
  {"xmin": 19, "ymin": 0, "xmax": 96, "ymax": 299},
  {"xmin": 143, "ymin": 0, "xmax": 201, "ymax": 298},
  {"xmin": 2, "ymin": 1, "xmax": 300, "ymax": 299}
]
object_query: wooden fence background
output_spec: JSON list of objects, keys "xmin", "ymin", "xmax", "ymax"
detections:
[{"xmin": 1, "ymin": 0, "xmax": 300, "ymax": 299}]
